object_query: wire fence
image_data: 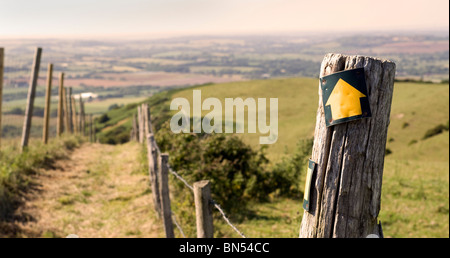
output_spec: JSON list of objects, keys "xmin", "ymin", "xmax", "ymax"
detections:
[{"xmin": 142, "ymin": 104, "xmax": 247, "ymax": 238}]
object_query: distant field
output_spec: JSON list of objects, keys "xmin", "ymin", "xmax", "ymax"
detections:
[
  {"xmin": 64, "ymin": 72, "xmax": 243, "ymax": 88},
  {"xmin": 84, "ymin": 96, "xmax": 148, "ymax": 115}
]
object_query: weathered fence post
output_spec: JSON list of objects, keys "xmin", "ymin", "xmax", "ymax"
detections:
[
  {"xmin": 21, "ymin": 47, "xmax": 42, "ymax": 151},
  {"xmin": 71, "ymin": 96, "xmax": 78, "ymax": 135},
  {"xmin": 137, "ymin": 106, "xmax": 144, "ymax": 144},
  {"xmin": 79, "ymin": 96, "xmax": 85, "ymax": 137},
  {"xmin": 63, "ymin": 87, "xmax": 70, "ymax": 135},
  {"xmin": 57, "ymin": 73, "xmax": 64, "ymax": 136},
  {"xmin": 89, "ymin": 114, "xmax": 93, "ymax": 142},
  {"xmin": 299, "ymin": 53, "xmax": 396, "ymax": 238},
  {"xmin": 0, "ymin": 48, "xmax": 4, "ymax": 146},
  {"xmin": 147, "ymin": 134, "xmax": 161, "ymax": 217},
  {"xmin": 68, "ymin": 87, "xmax": 73, "ymax": 133},
  {"xmin": 131, "ymin": 114, "xmax": 138, "ymax": 141},
  {"xmin": 159, "ymin": 153, "xmax": 174, "ymax": 238},
  {"xmin": 194, "ymin": 180, "xmax": 214, "ymax": 238},
  {"xmin": 42, "ymin": 63, "xmax": 53, "ymax": 144}
]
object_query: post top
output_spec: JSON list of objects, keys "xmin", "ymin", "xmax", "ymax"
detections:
[{"xmin": 194, "ymin": 180, "xmax": 210, "ymax": 188}]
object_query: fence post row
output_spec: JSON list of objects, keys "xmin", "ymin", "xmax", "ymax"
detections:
[
  {"xmin": 21, "ymin": 47, "xmax": 42, "ymax": 151},
  {"xmin": 298, "ymin": 54, "xmax": 396, "ymax": 238},
  {"xmin": 0, "ymin": 48, "xmax": 4, "ymax": 146},
  {"xmin": 194, "ymin": 180, "xmax": 214, "ymax": 238}
]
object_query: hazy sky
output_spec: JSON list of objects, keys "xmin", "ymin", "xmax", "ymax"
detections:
[{"xmin": 1, "ymin": 0, "xmax": 448, "ymax": 38}]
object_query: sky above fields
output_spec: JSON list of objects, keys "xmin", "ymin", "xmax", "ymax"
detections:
[{"xmin": 0, "ymin": 0, "xmax": 448, "ymax": 38}]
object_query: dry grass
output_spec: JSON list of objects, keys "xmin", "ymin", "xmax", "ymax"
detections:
[{"xmin": 14, "ymin": 142, "xmax": 162, "ymax": 238}]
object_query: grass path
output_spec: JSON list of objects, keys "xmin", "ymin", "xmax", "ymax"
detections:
[{"xmin": 15, "ymin": 142, "xmax": 162, "ymax": 238}]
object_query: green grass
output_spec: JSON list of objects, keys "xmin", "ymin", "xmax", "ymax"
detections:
[
  {"xmin": 170, "ymin": 79, "xmax": 449, "ymax": 238},
  {"xmin": 171, "ymin": 78, "xmax": 318, "ymax": 163},
  {"xmin": 100, "ymin": 77, "xmax": 449, "ymax": 238},
  {"xmin": 0, "ymin": 135, "xmax": 83, "ymax": 237},
  {"xmin": 84, "ymin": 96, "xmax": 148, "ymax": 115}
]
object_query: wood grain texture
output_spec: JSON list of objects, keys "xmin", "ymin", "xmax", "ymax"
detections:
[{"xmin": 299, "ymin": 53, "xmax": 395, "ymax": 238}]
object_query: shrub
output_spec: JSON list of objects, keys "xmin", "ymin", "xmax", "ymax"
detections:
[
  {"xmin": 156, "ymin": 121, "xmax": 270, "ymax": 213},
  {"xmin": 155, "ymin": 120, "xmax": 312, "ymax": 214},
  {"xmin": 385, "ymin": 148, "xmax": 392, "ymax": 155},
  {"xmin": 98, "ymin": 114, "xmax": 110, "ymax": 123},
  {"xmin": 422, "ymin": 122, "xmax": 449, "ymax": 140},
  {"xmin": 270, "ymin": 138, "xmax": 313, "ymax": 197}
]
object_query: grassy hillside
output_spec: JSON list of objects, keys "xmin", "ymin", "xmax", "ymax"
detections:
[
  {"xmin": 97, "ymin": 78, "xmax": 449, "ymax": 237},
  {"xmin": 0, "ymin": 135, "xmax": 83, "ymax": 236}
]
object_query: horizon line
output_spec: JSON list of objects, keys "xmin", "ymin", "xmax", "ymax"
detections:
[{"xmin": 1, "ymin": 27, "xmax": 449, "ymax": 41}]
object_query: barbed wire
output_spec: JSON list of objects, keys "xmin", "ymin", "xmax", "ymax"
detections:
[
  {"xmin": 211, "ymin": 200, "xmax": 246, "ymax": 238},
  {"xmin": 167, "ymin": 165, "xmax": 194, "ymax": 191},
  {"xmin": 171, "ymin": 213, "xmax": 186, "ymax": 238}
]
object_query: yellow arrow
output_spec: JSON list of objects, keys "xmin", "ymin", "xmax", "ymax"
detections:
[{"xmin": 325, "ymin": 78, "xmax": 366, "ymax": 120}]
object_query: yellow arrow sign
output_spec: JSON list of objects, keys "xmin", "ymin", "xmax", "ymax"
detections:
[{"xmin": 325, "ymin": 78, "xmax": 366, "ymax": 121}]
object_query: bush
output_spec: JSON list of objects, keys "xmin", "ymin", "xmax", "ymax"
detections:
[
  {"xmin": 270, "ymin": 138, "xmax": 313, "ymax": 197},
  {"xmin": 155, "ymin": 120, "xmax": 311, "ymax": 215},
  {"xmin": 156, "ymin": 121, "xmax": 270, "ymax": 213},
  {"xmin": 98, "ymin": 114, "xmax": 110, "ymax": 123},
  {"xmin": 5, "ymin": 107, "xmax": 24, "ymax": 115},
  {"xmin": 99, "ymin": 125, "xmax": 129, "ymax": 145},
  {"xmin": 108, "ymin": 104, "xmax": 122, "ymax": 111},
  {"xmin": 422, "ymin": 122, "xmax": 449, "ymax": 140}
]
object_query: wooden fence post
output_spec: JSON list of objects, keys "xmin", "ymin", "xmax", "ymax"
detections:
[
  {"xmin": 0, "ymin": 48, "xmax": 4, "ymax": 146},
  {"xmin": 89, "ymin": 114, "xmax": 93, "ymax": 142},
  {"xmin": 79, "ymin": 96, "xmax": 85, "ymax": 137},
  {"xmin": 42, "ymin": 63, "xmax": 53, "ymax": 144},
  {"xmin": 21, "ymin": 47, "xmax": 42, "ymax": 151},
  {"xmin": 68, "ymin": 87, "xmax": 73, "ymax": 133},
  {"xmin": 159, "ymin": 153, "xmax": 174, "ymax": 238},
  {"xmin": 57, "ymin": 73, "xmax": 64, "ymax": 136},
  {"xmin": 147, "ymin": 134, "xmax": 161, "ymax": 217},
  {"xmin": 137, "ymin": 106, "xmax": 144, "ymax": 144},
  {"xmin": 63, "ymin": 87, "xmax": 70, "ymax": 135},
  {"xmin": 131, "ymin": 114, "xmax": 138, "ymax": 141},
  {"xmin": 71, "ymin": 96, "xmax": 78, "ymax": 135},
  {"xmin": 194, "ymin": 180, "xmax": 214, "ymax": 238},
  {"xmin": 298, "ymin": 54, "xmax": 396, "ymax": 238}
]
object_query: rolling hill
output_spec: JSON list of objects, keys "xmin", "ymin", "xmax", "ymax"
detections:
[{"xmin": 96, "ymin": 77, "xmax": 449, "ymax": 237}]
